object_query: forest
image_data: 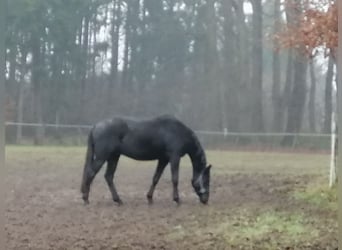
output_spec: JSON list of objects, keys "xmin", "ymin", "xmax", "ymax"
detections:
[{"xmin": 5, "ymin": 0, "xmax": 337, "ymax": 144}]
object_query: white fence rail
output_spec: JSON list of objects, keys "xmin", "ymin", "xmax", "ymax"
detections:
[
  {"xmin": 5, "ymin": 122, "xmax": 334, "ymax": 137},
  {"xmin": 5, "ymin": 121, "xmax": 335, "ymax": 154}
]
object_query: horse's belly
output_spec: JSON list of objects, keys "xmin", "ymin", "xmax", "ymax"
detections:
[{"xmin": 120, "ymin": 144, "xmax": 162, "ymax": 161}]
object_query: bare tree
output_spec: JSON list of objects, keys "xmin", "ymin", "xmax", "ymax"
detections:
[
  {"xmin": 308, "ymin": 59, "xmax": 316, "ymax": 132},
  {"xmin": 323, "ymin": 55, "xmax": 335, "ymax": 133},
  {"xmin": 272, "ymin": 0, "xmax": 282, "ymax": 132},
  {"xmin": 251, "ymin": 0, "xmax": 264, "ymax": 132}
]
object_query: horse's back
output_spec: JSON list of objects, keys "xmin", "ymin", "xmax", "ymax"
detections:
[{"xmin": 90, "ymin": 115, "xmax": 195, "ymax": 160}]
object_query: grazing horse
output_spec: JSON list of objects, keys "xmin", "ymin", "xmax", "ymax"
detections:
[{"xmin": 80, "ymin": 115, "xmax": 212, "ymax": 205}]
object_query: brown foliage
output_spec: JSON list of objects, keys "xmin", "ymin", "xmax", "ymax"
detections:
[{"xmin": 275, "ymin": 0, "xmax": 337, "ymax": 58}]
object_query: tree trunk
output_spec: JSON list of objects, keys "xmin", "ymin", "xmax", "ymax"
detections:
[
  {"xmin": 272, "ymin": 0, "xmax": 282, "ymax": 132},
  {"xmin": 110, "ymin": 0, "xmax": 121, "ymax": 86},
  {"xmin": 308, "ymin": 59, "xmax": 316, "ymax": 132},
  {"xmin": 281, "ymin": 49, "xmax": 294, "ymax": 128},
  {"xmin": 121, "ymin": 3, "xmax": 131, "ymax": 87},
  {"xmin": 79, "ymin": 13, "xmax": 90, "ymax": 123},
  {"xmin": 235, "ymin": 0, "xmax": 251, "ymax": 132},
  {"xmin": 323, "ymin": 55, "xmax": 335, "ymax": 133},
  {"xmin": 282, "ymin": 52, "xmax": 307, "ymax": 146},
  {"xmin": 31, "ymin": 36, "xmax": 44, "ymax": 145},
  {"xmin": 91, "ymin": 12, "xmax": 97, "ymax": 81},
  {"xmin": 15, "ymin": 49, "xmax": 27, "ymax": 144},
  {"xmin": 107, "ymin": 0, "xmax": 122, "ymax": 112},
  {"xmin": 206, "ymin": 1, "xmax": 226, "ymax": 130},
  {"xmin": 281, "ymin": 0, "xmax": 306, "ymax": 146},
  {"xmin": 222, "ymin": 0, "xmax": 238, "ymax": 132},
  {"xmin": 7, "ymin": 44, "xmax": 16, "ymax": 97},
  {"xmin": 251, "ymin": 0, "xmax": 263, "ymax": 132}
]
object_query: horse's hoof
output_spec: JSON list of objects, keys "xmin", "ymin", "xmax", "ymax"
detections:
[
  {"xmin": 173, "ymin": 197, "xmax": 181, "ymax": 205},
  {"xmin": 114, "ymin": 199, "xmax": 123, "ymax": 206},
  {"xmin": 148, "ymin": 198, "xmax": 153, "ymax": 205},
  {"xmin": 82, "ymin": 192, "xmax": 89, "ymax": 205}
]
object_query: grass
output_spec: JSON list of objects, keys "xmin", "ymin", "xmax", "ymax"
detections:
[
  {"xmin": 166, "ymin": 209, "xmax": 321, "ymax": 249},
  {"xmin": 221, "ymin": 211, "xmax": 318, "ymax": 246},
  {"xmin": 165, "ymin": 181, "xmax": 337, "ymax": 249},
  {"xmin": 205, "ymin": 150, "xmax": 330, "ymax": 176},
  {"xmin": 293, "ymin": 181, "xmax": 337, "ymax": 211},
  {"xmin": 6, "ymin": 145, "xmax": 337, "ymax": 249}
]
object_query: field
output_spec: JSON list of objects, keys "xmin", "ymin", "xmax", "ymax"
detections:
[{"xmin": 5, "ymin": 146, "xmax": 338, "ymax": 250}]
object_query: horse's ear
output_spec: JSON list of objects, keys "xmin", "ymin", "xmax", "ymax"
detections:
[{"xmin": 203, "ymin": 165, "xmax": 212, "ymax": 175}]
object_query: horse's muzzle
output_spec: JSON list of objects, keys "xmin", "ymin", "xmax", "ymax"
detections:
[{"xmin": 199, "ymin": 194, "xmax": 209, "ymax": 204}]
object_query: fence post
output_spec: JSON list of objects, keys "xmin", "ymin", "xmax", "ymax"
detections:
[
  {"xmin": 223, "ymin": 128, "xmax": 228, "ymax": 138},
  {"xmin": 329, "ymin": 112, "xmax": 337, "ymax": 187}
]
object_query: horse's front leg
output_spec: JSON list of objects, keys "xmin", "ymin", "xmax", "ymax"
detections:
[
  {"xmin": 105, "ymin": 155, "xmax": 123, "ymax": 205},
  {"xmin": 170, "ymin": 157, "xmax": 181, "ymax": 205},
  {"xmin": 147, "ymin": 158, "xmax": 168, "ymax": 204}
]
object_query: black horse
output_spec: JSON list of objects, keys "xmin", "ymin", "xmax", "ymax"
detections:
[{"xmin": 80, "ymin": 115, "xmax": 212, "ymax": 205}]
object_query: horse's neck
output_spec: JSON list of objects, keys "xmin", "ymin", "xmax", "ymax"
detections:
[{"xmin": 188, "ymin": 137, "xmax": 207, "ymax": 178}]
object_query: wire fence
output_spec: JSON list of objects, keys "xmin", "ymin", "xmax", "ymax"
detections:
[{"xmin": 5, "ymin": 122, "xmax": 334, "ymax": 152}]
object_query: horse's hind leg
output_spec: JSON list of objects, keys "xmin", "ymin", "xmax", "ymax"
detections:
[
  {"xmin": 170, "ymin": 156, "xmax": 181, "ymax": 204},
  {"xmin": 147, "ymin": 158, "xmax": 168, "ymax": 204},
  {"xmin": 105, "ymin": 155, "xmax": 123, "ymax": 205},
  {"xmin": 82, "ymin": 159, "xmax": 105, "ymax": 204}
]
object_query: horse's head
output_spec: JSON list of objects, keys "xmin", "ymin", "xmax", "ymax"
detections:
[{"xmin": 192, "ymin": 165, "xmax": 211, "ymax": 204}]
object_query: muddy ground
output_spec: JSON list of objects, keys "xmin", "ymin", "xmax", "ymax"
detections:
[{"xmin": 5, "ymin": 148, "xmax": 338, "ymax": 250}]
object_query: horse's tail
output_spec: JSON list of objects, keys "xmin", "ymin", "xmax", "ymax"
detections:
[{"xmin": 81, "ymin": 128, "xmax": 94, "ymax": 193}]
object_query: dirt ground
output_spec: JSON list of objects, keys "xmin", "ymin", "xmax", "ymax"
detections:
[{"xmin": 5, "ymin": 148, "xmax": 338, "ymax": 250}]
